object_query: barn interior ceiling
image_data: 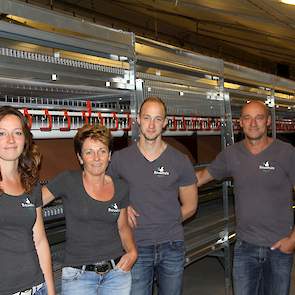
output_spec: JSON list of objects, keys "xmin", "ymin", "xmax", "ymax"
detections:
[{"xmin": 11, "ymin": 0, "xmax": 295, "ymax": 79}]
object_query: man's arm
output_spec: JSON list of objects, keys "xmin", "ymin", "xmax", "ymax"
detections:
[
  {"xmin": 117, "ymin": 208, "xmax": 138, "ymax": 271},
  {"xmin": 271, "ymin": 186, "xmax": 295, "ymax": 254},
  {"xmin": 196, "ymin": 168, "xmax": 214, "ymax": 187},
  {"xmin": 127, "ymin": 206, "xmax": 139, "ymax": 228},
  {"xmin": 179, "ymin": 183, "xmax": 198, "ymax": 221}
]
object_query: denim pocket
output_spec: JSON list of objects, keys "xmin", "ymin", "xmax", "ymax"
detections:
[
  {"xmin": 170, "ymin": 240, "xmax": 185, "ymax": 251},
  {"xmin": 33, "ymin": 283, "xmax": 47, "ymax": 295},
  {"xmin": 115, "ymin": 267, "xmax": 131, "ymax": 274},
  {"xmin": 62, "ymin": 267, "xmax": 83, "ymax": 281},
  {"xmin": 273, "ymin": 248, "xmax": 294, "ymax": 256}
]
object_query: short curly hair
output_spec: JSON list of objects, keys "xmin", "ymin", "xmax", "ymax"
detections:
[{"xmin": 74, "ymin": 124, "xmax": 112, "ymax": 159}]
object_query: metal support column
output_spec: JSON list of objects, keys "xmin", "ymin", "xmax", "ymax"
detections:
[
  {"xmin": 132, "ymin": 78, "xmax": 144, "ymax": 142},
  {"xmin": 129, "ymin": 32, "xmax": 139, "ymax": 143},
  {"xmin": 219, "ymin": 77, "xmax": 234, "ymax": 295},
  {"xmin": 269, "ymin": 90, "xmax": 276, "ymax": 139}
]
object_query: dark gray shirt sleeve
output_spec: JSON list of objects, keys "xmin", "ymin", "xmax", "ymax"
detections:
[
  {"xmin": 179, "ymin": 155, "xmax": 196, "ymax": 186},
  {"xmin": 46, "ymin": 171, "xmax": 68, "ymax": 198},
  {"xmin": 207, "ymin": 149, "xmax": 230, "ymax": 180},
  {"xmin": 117, "ymin": 178, "xmax": 129, "ymax": 208},
  {"xmin": 108, "ymin": 151, "xmax": 120, "ymax": 178},
  {"xmin": 33, "ymin": 183, "xmax": 42, "ymax": 208},
  {"xmin": 288, "ymin": 146, "xmax": 295, "ymax": 186}
]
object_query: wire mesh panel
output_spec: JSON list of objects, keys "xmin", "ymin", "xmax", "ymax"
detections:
[
  {"xmin": 141, "ymin": 79, "xmax": 223, "ymax": 117},
  {"xmin": 0, "ymin": 1, "xmax": 136, "ymax": 138}
]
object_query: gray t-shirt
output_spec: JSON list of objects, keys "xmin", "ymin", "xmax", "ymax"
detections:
[
  {"xmin": 208, "ymin": 139, "xmax": 295, "ymax": 247},
  {"xmin": 46, "ymin": 170, "xmax": 129, "ymax": 266},
  {"xmin": 108, "ymin": 143, "xmax": 196, "ymax": 246},
  {"xmin": 0, "ymin": 184, "xmax": 44, "ymax": 295}
]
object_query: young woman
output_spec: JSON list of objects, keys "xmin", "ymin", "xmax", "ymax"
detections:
[
  {"xmin": 42, "ymin": 124, "xmax": 137, "ymax": 295},
  {"xmin": 0, "ymin": 106, "xmax": 55, "ymax": 295}
]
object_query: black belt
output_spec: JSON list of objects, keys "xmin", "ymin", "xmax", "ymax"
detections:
[{"xmin": 72, "ymin": 256, "xmax": 121, "ymax": 274}]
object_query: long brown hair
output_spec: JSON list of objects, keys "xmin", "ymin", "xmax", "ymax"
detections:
[{"xmin": 0, "ymin": 106, "xmax": 41, "ymax": 193}]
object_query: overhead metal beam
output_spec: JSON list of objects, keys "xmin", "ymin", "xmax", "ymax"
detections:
[
  {"xmin": 0, "ymin": 0, "xmax": 135, "ymax": 58},
  {"xmin": 0, "ymin": 20, "xmax": 134, "ymax": 59},
  {"xmin": 224, "ymin": 61, "xmax": 295, "ymax": 93}
]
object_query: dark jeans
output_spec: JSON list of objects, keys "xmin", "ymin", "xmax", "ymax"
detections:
[
  {"xmin": 130, "ymin": 241, "xmax": 185, "ymax": 295},
  {"xmin": 233, "ymin": 239, "xmax": 293, "ymax": 295}
]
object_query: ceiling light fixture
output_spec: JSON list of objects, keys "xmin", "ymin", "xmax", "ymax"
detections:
[{"xmin": 280, "ymin": 0, "xmax": 295, "ymax": 5}]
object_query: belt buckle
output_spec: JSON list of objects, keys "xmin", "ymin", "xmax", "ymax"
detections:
[{"xmin": 94, "ymin": 262, "xmax": 111, "ymax": 275}]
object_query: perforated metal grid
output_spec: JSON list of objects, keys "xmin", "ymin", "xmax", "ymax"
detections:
[
  {"xmin": 0, "ymin": 47, "xmax": 126, "ymax": 75},
  {"xmin": 142, "ymin": 80, "xmax": 223, "ymax": 117}
]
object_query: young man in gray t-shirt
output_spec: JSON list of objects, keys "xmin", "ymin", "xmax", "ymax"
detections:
[
  {"xmin": 197, "ymin": 100, "xmax": 295, "ymax": 295},
  {"xmin": 108, "ymin": 96, "xmax": 198, "ymax": 295}
]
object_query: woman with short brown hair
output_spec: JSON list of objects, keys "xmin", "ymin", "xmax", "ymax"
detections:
[{"xmin": 43, "ymin": 124, "xmax": 137, "ymax": 295}]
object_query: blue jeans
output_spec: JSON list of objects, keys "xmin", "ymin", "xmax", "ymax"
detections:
[
  {"xmin": 233, "ymin": 239, "xmax": 293, "ymax": 295},
  {"xmin": 12, "ymin": 282, "xmax": 47, "ymax": 295},
  {"xmin": 61, "ymin": 266, "xmax": 131, "ymax": 295},
  {"xmin": 34, "ymin": 283, "xmax": 47, "ymax": 295},
  {"xmin": 131, "ymin": 240, "xmax": 185, "ymax": 295}
]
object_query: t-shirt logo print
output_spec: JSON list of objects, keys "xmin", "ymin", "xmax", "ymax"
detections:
[
  {"xmin": 108, "ymin": 203, "xmax": 120, "ymax": 213},
  {"xmin": 21, "ymin": 197, "xmax": 35, "ymax": 208},
  {"xmin": 153, "ymin": 166, "xmax": 170, "ymax": 176},
  {"xmin": 259, "ymin": 161, "xmax": 275, "ymax": 171}
]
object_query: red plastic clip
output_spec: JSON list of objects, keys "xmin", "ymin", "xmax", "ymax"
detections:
[
  {"xmin": 86, "ymin": 100, "xmax": 92, "ymax": 117},
  {"xmin": 109, "ymin": 112, "xmax": 119, "ymax": 131},
  {"xmin": 169, "ymin": 116, "xmax": 177, "ymax": 131},
  {"xmin": 82, "ymin": 100, "xmax": 92, "ymax": 125},
  {"xmin": 97, "ymin": 112, "xmax": 104, "ymax": 126},
  {"xmin": 60, "ymin": 110, "xmax": 71, "ymax": 131},
  {"xmin": 215, "ymin": 118, "xmax": 221, "ymax": 130},
  {"xmin": 40, "ymin": 109, "xmax": 52, "ymax": 131},
  {"xmin": 123, "ymin": 113, "xmax": 131, "ymax": 131},
  {"xmin": 82, "ymin": 111, "xmax": 89, "ymax": 124},
  {"xmin": 188, "ymin": 117, "xmax": 197, "ymax": 131},
  {"xmin": 195, "ymin": 118, "xmax": 202, "ymax": 130},
  {"xmin": 202, "ymin": 118, "xmax": 211, "ymax": 130},
  {"xmin": 23, "ymin": 108, "xmax": 32, "ymax": 129},
  {"xmin": 178, "ymin": 115, "xmax": 187, "ymax": 131}
]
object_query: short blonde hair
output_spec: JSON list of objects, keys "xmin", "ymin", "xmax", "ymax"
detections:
[{"xmin": 139, "ymin": 96, "xmax": 167, "ymax": 117}]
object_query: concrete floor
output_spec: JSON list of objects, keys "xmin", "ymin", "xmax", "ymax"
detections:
[
  {"xmin": 183, "ymin": 256, "xmax": 227, "ymax": 295},
  {"xmin": 183, "ymin": 255, "xmax": 295, "ymax": 295}
]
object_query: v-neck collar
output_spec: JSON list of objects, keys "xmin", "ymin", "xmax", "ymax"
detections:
[
  {"xmin": 239, "ymin": 139, "xmax": 276, "ymax": 157},
  {"xmin": 135, "ymin": 142, "xmax": 168, "ymax": 163}
]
